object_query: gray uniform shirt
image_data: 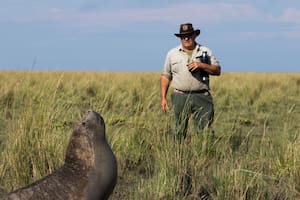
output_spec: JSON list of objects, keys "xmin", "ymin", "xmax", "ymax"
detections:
[{"xmin": 162, "ymin": 44, "xmax": 220, "ymax": 91}]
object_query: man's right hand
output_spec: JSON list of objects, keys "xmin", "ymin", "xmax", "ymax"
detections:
[{"xmin": 161, "ymin": 98, "xmax": 169, "ymax": 112}]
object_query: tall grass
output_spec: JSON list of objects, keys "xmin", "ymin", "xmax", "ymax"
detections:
[{"xmin": 0, "ymin": 71, "xmax": 299, "ymax": 199}]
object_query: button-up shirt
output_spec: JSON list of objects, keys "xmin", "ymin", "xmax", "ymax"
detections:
[{"xmin": 162, "ymin": 44, "xmax": 220, "ymax": 91}]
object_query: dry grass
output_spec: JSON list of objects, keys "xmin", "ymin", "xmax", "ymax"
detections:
[{"xmin": 0, "ymin": 71, "xmax": 299, "ymax": 199}]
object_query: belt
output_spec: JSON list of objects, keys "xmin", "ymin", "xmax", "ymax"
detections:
[{"xmin": 174, "ymin": 88, "xmax": 208, "ymax": 94}]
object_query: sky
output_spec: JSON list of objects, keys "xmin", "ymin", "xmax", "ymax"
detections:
[{"xmin": 1, "ymin": 0, "xmax": 300, "ymax": 72}]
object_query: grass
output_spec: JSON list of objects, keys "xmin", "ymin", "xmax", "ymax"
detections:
[{"xmin": 0, "ymin": 71, "xmax": 299, "ymax": 199}]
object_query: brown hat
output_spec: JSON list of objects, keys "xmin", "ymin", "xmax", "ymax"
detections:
[{"xmin": 174, "ymin": 23, "xmax": 200, "ymax": 37}]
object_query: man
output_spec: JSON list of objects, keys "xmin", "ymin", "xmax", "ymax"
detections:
[{"xmin": 160, "ymin": 23, "xmax": 221, "ymax": 139}]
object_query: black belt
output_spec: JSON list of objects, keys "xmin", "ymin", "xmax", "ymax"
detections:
[{"xmin": 174, "ymin": 88, "xmax": 208, "ymax": 94}]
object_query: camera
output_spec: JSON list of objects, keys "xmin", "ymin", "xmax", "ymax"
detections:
[{"xmin": 195, "ymin": 51, "xmax": 209, "ymax": 83}]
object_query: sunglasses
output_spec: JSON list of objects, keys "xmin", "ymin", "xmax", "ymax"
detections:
[{"xmin": 180, "ymin": 34, "xmax": 195, "ymax": 41}]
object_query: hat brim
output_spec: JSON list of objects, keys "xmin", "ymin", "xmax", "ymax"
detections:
[{"xmin": 174, "ymin": 29, "xmax": 200, "ymax": 37}]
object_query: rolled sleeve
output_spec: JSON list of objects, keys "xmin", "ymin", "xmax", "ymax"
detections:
[
  {"xmin": 204, "ymin": 47, "xmax": 220, "ymax": 67},
  {"xmin": 209, "ymin": 53, "xmax": 220, "ymax": 67},
  {"xmin": 161, "ymin": 52, "xmax": 173, "ymax": 80}
]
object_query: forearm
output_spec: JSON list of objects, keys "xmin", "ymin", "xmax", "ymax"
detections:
[
  {"xmin": 160, "ymin": 75, "xmax": 170, "ymax": 99},
  {"xmin": 202, "ymin": 63, "xmax": 221, "ymax": 76},
  {"xmin": 188, "ymin": 61, "xmax": 221, "ymax": 76}
]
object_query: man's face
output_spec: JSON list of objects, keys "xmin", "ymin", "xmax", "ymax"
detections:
[{"xmin": 180, "ymin": 33, "xmax": 196, "ymax": 50}]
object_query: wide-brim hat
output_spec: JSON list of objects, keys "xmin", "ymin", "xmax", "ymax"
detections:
[{"xmin": 174, "ymin": 23, "xmax": 200, "ymax": 37}]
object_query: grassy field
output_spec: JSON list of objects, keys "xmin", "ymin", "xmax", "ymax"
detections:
[{"xmin": 0, "ymin": 71, "xmax": 299, "ymax": 199}]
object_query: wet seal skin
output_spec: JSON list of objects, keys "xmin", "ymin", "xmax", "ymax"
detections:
[{"xmin": 0, "ymin": 110, "xmax": 117, "ymax": 200}]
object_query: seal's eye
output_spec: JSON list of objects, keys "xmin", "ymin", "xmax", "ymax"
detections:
[{"xmin": 82, "ymin": 121, "xmax": 86, "ymax": 127}]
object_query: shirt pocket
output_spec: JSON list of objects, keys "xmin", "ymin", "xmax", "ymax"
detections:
[{"xmin": 170, "ymin": 59, "xmax": 183, "ymax": 73}]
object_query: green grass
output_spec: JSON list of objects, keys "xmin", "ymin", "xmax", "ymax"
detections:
[{"xmin": 0, "ymin": 71, "xmax": 299, "ymax": 199}]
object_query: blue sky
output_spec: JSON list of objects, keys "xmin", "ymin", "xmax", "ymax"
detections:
[{"xmin": 1, "ymin": 0, "xmax": 300, "ymax": 72}]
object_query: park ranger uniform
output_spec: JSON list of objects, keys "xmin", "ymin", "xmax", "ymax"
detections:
[{"xmin": 162, "ymin": 43, "xmax": 220, "ymax": 138}]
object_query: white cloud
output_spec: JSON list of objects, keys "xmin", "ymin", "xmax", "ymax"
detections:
[
  {"xmin": 66, "ymin": 2, "xmax": 300, "ymax": 41},
  {"xmin": 0, "ymin": 3, "xmax": 260, "ymax": 26},
  {"xmin": 275, "ymin": 7, "xmax": 300, "ymax": 24},
  {"xmin": 67, "ymin": 3, "xmax": 261, "ymax": 26},
  {"xmin": 49, "ymin": 8, "xmax": 64, "ymax": 14},
  {"xmin": 2, "ymin": 2, "xmax": 300, "ymax": 39}
]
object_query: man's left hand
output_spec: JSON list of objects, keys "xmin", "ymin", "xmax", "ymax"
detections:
[{"xmin": 187, "ymin": 61, "xmax": 202, "ymax": 72}]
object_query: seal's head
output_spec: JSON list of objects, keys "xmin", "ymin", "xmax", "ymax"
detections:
[
  {"xmin": 65, "ymin": 110, "xmax": 106, "ymax": 170},
  {"xmin": 81, "ymin": 110, "xmax": 106, "ymax": 140}
]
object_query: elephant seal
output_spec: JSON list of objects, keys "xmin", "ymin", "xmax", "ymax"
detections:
[{"xmin": 0, "ymin": 110, "xmax": 117, "ymax": 200}]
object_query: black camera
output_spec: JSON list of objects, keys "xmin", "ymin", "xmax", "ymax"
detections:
[{"xmin": 195, "ymin": 51, "xmax": 210, "ymax": 83}]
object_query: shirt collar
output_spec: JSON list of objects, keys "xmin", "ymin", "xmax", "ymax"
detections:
[{"xmin": 179, "ymin": 43, "xmax": 201, "ymax": 52}]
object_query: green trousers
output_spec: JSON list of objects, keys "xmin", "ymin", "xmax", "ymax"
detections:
[{"xmin": 171, "ymin": 91, "xmax": 214, "ymax": 139}]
